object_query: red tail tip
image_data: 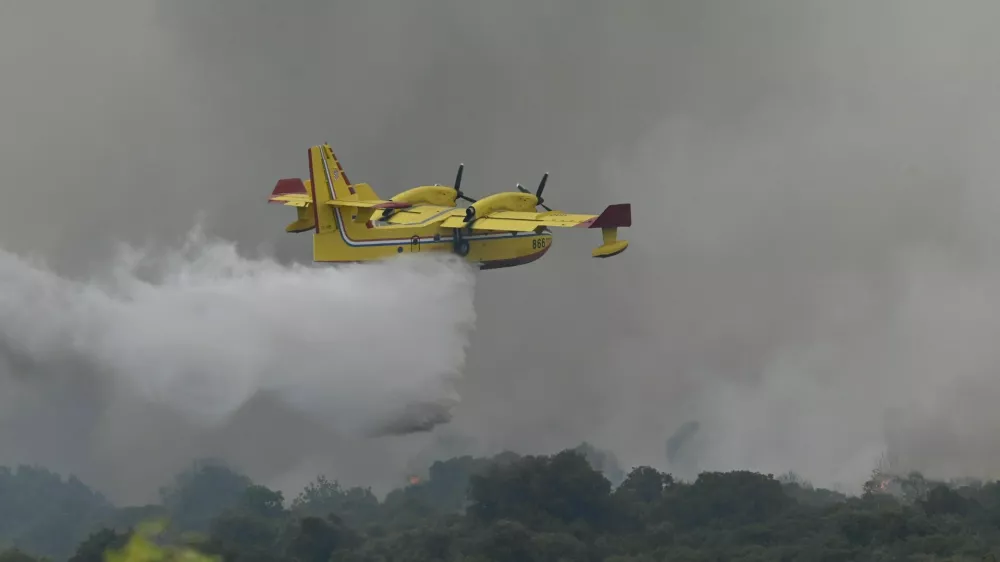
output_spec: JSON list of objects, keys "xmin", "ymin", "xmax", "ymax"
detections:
[
  {"xmin": 576, "ymin": 203, "xmax": 632, "ymax": 228},
  {"xmin": 271, "ymin": 178, "xmax": 307, "ymax": 197}
]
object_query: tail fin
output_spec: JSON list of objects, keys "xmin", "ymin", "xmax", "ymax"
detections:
[
  {"xmin": 271, "ymin": 144, "xmax": 392, "ymax": 236},
  {"xmin": 309, "ymin": 144, "xmax": 409, "ymax": 229},
  {"xmin": 308, "ymin": 144, "xmax": 347, "ymax": 233},
  {"xmin": 310, "ymin": 144, "xmax": 357, "ymax": 203}
]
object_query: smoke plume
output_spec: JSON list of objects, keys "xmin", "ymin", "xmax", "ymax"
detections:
[{"xmin": 0, "ymin": 228, "xmax": 475, "ymax": 500}]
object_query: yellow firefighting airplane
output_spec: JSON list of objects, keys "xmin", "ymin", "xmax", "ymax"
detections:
[{"xmin": 267, "ymin": 144, "xmax": 631, "ymax": 270}]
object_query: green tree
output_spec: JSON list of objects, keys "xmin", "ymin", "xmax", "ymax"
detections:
[
  {"xmin": 920, "ymin": 485, "xmax": 977, "ymax": 517},
  {"xmin": 290, "ymin": 476, "xmax": 380, "ymax": 529},
  {"xmin": 158, "ymin": 460, "xmax": 253, "ymax": 533},
  {"xmin": 68, "ymin": 528, "xmax": 131, "ymax": 562},
  {"xmin": 0, "ymin": 465, "xmax": 113, "ymax": 560},
  {"xmin": 661, "ymin": 471, "xmax": 792, "ymax": 529},
  {"xmin": 16, "ymin": 445, "xmax": 1000, "ymax": 562},
  {"xmin": 467, "ymin": 449, "xmax": 613, "ymax": 530},
  {"xmin": 284, "ymin": 515, "xmax": 360, "ymax": 562},
  {"xmin": 241, "ymin": 485, "xmax": 285, "ymax": 520},
  {"xmin": 616, "ymin": 467, "xmax": 672, "ymax": 504},
  {"xmin": 0, "ymin": 549, "xmax": 42, "ymax": 562}
]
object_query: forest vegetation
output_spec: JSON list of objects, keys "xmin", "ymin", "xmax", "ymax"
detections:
[{"xmin": 0, "ymin": 443, "xmax": 997, "ymax": 562}]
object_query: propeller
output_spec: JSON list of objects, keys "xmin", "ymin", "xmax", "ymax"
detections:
[
  {"xmin": 453, "ymin": 164, "xmax": 477, "ymax": 203},
  {"xmin": 517, "ymin": 172, "xmax": 553, "ymax": 211}
]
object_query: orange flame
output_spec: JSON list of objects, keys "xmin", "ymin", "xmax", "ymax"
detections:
[{"xmin": 408, "ymin": 475, "xmax": 421, "ymax": 485}]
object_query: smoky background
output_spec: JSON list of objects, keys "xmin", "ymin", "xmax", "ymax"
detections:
[{"xmin": 0, "ymin": 0, "xmax": 998, "ymax": 502}]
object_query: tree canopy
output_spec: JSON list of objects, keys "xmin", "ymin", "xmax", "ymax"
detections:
[{"xmin": 0, "ymin": 446, "xmax": 998, "ymax": 562}]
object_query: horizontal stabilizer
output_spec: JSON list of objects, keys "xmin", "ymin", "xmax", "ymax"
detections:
[
  {"xmin": 269, "ymin": 195, "xmax": 312, "ymax": 207},
  {"xmin": 269, "ymin": 178, "xmax": 312, "ymax": 207}
]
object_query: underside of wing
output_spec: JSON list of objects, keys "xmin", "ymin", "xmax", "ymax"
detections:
[
  {"xmin": 439, "ymin": 216, "xmax": 538, "ymax": 231},
  {"xmin": 325, "ymin": 199, "xmax": 412, "ymax": 210},
  {"xmin": 370, "ymin": 206, "xmax": 466, "ymax": 230},
  {"xmin": 327, "ymin": 199, "xmax": 415, "ymax": 225}
]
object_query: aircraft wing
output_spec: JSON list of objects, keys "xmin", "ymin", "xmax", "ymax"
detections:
[
  {"xmin": 440, "ymin": 203, "xmax": 631, "ymax": 258},
  {"xmin": 439, "ymin": 204, "xmax": 632, "ymax": 232}
]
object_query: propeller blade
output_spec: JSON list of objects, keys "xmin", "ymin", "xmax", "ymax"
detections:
[
  {"xmin": 519, "ymin": 175, "xmax": 552, "ymax": 210},
  {"xmin": 452, "ymin": 164, "xmax": 478, "ymax": 203},
  {"xmin": 534, "ymin": 173, "xmax": 550, "ymax": 208},
  {"xmin": 536, "ymin": 173, "xmax": 549, "ymax": 198}
]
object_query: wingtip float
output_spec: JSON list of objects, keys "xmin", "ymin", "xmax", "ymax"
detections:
[{"xmin": 267, "ymin": 143, "xmax": 631, "ymax": 270}]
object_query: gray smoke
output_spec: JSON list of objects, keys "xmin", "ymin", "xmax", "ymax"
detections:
[
  {"xmin": 0, "ymin": 226, "xmax": 475, "ymax": 501},
  {"xmin": 3, "ymin": 0, "xmax": 1000, "ymax": 501}
]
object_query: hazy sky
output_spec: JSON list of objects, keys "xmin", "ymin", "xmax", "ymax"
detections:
[{"xmin": 2, "ymin": 0, "xmax": 1000, "ymax": 502}]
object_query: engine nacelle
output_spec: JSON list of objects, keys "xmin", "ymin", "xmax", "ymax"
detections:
[
  {"xmin": 464, "ymin": 191, "xmax": 538, "ymax": 222},
  {"xmin": 390, "ymin": 185, "xmax": 460, "ymax": 207}
]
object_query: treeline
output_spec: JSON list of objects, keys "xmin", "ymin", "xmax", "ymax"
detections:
[{"xmin": 1, "ymin": 446, "xmax": 1000, "ymax": 562}]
